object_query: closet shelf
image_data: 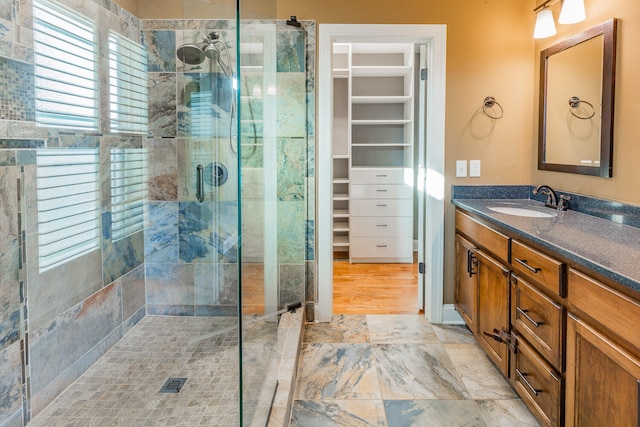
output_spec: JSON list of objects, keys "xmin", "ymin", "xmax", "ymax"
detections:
[
  {"xmin": 351, "ymin": 65, "xmax": 412, "ymax": 77},
  {"xmin": 332, "ymin": 68, "xmax": 349, "ymax": 78},
  {"xmin": 333, "ymin": 209, "xmax": 349, "ymax": 217},
  {"xmin": 351, "ymin": 143, "xmax": 412, "ymax": 147},
  {"xmin": 351, "ymin": 95, "xmax": 412, "ymax": 104},
  {"xmin": 351, "ymin": 119, "xmax": 412, "ymax": 125},
  {"xmin": 333, "ymin": 178, "xmax": 349, "ymax": 184},
  {"xmin": 333, "ymin": 193, "xmax": 349, "ymax": 200},
  {"xmin": 333, "ymin": 235, "xmax": 350, "ymax": 246}
]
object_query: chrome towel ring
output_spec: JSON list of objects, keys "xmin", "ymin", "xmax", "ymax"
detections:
[
  {"xmin": 568, "ymin": 96, "xmax": 596, "ymax": 119},
  {"xmin": 482, "ymin": 96, "xmax": 503, "ymax": 119}
]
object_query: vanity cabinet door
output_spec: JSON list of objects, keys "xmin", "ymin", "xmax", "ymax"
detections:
[
  {"xmin": 476, "ymin": 249, "xmax": 511, "ymax": 376},
  {"xmin": 565, "ymin": 313, "xmax": 640, "ymax": 427},
  {"xmin": 455, "ymin": 234, "xmax": 477, "ymax": 332}
]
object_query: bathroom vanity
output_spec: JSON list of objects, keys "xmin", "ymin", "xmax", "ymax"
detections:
[{"xmin": 453, "ymin": 197, "xmax": 640, "ymax": 427}]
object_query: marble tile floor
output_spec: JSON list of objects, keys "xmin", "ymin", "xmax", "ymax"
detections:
[
  {"xmin": 291, "ymin": 314, "xmax": 541, "ymax": 427},
  {"xmin": 30, "ymin": 316, "xmax": 278, "ymax": 427}
]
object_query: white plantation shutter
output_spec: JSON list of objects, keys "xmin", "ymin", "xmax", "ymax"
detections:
[
  {"xmin": 110, "ymin": 148, "xmax": 147, "ymax": 241},
  {"xmin": 109, "ymin": 32, "xmax": 149, "ymax": 134},
  {"xmin": 33, "ymin": 0, "xmax": 99, "ymax": 131},
  {"xmin": 37, "ymin": 150, "xmax": 101, "ymax": 272}
]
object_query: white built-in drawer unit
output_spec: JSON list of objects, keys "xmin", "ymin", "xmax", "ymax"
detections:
[
  {"xmin": 351, "ymin": 184, "xmax": 412, "ymax": 199},
  {"xmin": 350, "ymin": 237, "xmax": 413, "ymax": 262},
  {"xmin": 350, "ymin": 216, "xmax": 412, "ymax": 237},
  {"xmin": 350, "ymin": 168, "xmax": 408, "ymax": 184},
  {"xmin": 350, "ymin": 199, "xmax": 412, "ymax": 217}
]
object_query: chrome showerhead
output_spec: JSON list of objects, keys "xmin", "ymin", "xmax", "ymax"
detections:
[{"xmin": 176, "ymin": 43, "xmax": 206, "ymax": 65}]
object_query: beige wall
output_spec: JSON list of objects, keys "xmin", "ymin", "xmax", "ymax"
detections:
[
  {"xmin": 134, "ymin": 0, "xmax": 273, "ymax": 19},
  {"xmin": 277, "ymin": 0, "xmax": 537, "ymax": 303},
  {"xmin": 112, "ymin": 0, "xmax": 138, "ymax": 16},
  {"xmin": 533, "ymin": 0, "xmax": 640, "ymax": 206}
]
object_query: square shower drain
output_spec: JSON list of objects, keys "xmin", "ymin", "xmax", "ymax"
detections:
[{"xmin": 159, "ymin": 378, "xmax": 187, "ymax": 393}]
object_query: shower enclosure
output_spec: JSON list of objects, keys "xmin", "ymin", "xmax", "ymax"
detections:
[{"xmin": 0, "ymin": 0, "xmax": 310, "ymax": 425}]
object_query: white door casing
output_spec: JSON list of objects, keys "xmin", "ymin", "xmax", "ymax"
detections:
[{"xmin": 317, "ymin": 24, "xmax": 447, "ymax": 323}]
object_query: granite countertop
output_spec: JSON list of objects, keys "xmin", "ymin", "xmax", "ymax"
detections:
[{"xmin": 452, "ymin": 198, "xmax": 640, "ymax": 295}]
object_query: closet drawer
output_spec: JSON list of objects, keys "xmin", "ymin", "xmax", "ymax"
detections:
[
  {"xmin": 350, "ymin": 237, "xmax": 412, "ymax": 260},
  {"xmin": 455, "ymin": 210, "xmax": 510, "ymax": 264},
  {"xmin": 351, "ymin": 199, "xmax": 412, "ymax": 217},
  {"xmin": 511, "ymin": 274, "xmax": 564, "ymax": 370},
  {"xmin": 351, "ymin": 184, "xmax": 412, "ymax": 199},
  {"xmin": 512, "ymin": 336, "xmax": 562, "ymax": 427},
  {"xmin": 350, "ymin": 168, "xmax": 407, "ymax": 184},
  {"xmin": 512, "ymin": 240, "xmax": 565, "ymax": 298},
  {"xmin": 350, "ymin": 216, "xmax": 412, "ymax": 237}
]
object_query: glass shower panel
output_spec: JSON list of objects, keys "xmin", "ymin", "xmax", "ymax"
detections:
[{"xmin": 238, "ymin": 6, "xmax": 280, "ymax": 426}]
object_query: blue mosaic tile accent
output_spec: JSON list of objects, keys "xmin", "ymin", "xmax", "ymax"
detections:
[{"xmin": 0, "ymin": 58, "xmax": 35, "ymax": 121}]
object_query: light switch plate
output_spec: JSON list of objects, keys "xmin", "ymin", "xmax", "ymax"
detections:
[
  {"xmin": 470, "ymin": 160, "xmax": 481, "ymax": 177},
  {"xmin": 456, "ymin": 160, "xmax": 467, "ymax": 177}
]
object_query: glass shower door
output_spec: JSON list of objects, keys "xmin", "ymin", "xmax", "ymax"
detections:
[{"xmin": 237, "ymin": 5, "xmax": 280, "ymax": 426}]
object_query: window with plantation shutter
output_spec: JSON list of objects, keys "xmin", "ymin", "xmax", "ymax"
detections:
[
  {"xmin": 37, "ymin": 149, "xmax": 101, "ymax": 272},
  {"xmin": 33, "ymin": 0, "xmax": 99, "ymax": 131},
  {"xmin": 109, "ymin": 32, "xmax": 149, "ymax": 134},
  {"xmin": 110, "ymin": 148, "xmax": 147, "ymax": 241}
]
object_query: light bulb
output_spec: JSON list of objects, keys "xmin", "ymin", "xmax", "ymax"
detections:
[
  {"xmin": 533, "ymin": 8, "xmax": 557, "ymax": 39},
  {"xmin": 558, "ymin": 0, "xmax": 586, "ymax": 24}
]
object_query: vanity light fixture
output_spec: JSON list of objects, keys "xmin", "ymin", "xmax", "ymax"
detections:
[
  {"xmin": 558, "ymin": 0, "xmax": 586, "ymax": 24},
  {"xmin": 533, "ymin": 6, "xmax": 557, "ymax": 39},
  {"xmin": 533, "ymin": 0, "xmax": 586, "ymax": 39}
]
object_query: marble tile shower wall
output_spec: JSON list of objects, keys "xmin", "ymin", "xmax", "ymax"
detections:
[
  {"xmin": 0, "ymin": 0, "xmax": 145, "ymax": 425},
  {"xmin": 141, "ymin": 19, "xmax": 316, "ymax": 316}
]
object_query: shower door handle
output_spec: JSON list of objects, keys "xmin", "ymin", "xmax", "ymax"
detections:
[{"xmin": 196, "ymin": 164, "xmax": 204, "ymax": 202}]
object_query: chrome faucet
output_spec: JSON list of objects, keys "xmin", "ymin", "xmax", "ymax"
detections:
[{"xmin": 533, "ymin": 184, "xmax": 571, "ymax": 210}]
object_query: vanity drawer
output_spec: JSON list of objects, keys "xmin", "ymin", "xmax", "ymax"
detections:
[
  {"xmin": 512, "ymin": 240, "xmax": 565, "ymax": 298},
  {"xmin": 350, "ymin": 168, "xmax": 407, "ymax": 184},
  {"xmin": 351, "ymin": 199, "xmax": 412, "ymax": 217},
  {"xmin": 512, "ymin": 336, "xmax": 562, "ymax": 427},
  {"xmin": 351, "ymin": 184, "xmax": 412, "ymax": 199},
  {"xmin": 511, "ymin": 274, "xmax": 564, "ymax": 370},
  {"xmin": 350, "ymin": 237, "xmax": 413, "ymax": 261},
  {"xmin": 350, "ymin": 216, "xmax": 412, "ymax": 238},
  {"xmin": 455, "ymin": 210, "xmax": 510, "ymax": 264},
  {"xmin": 568, "ymin": 268, "xmax": 640, "ymax": 353}
]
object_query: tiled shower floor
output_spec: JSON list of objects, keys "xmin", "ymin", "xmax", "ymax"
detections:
[{"xmin": 30, "ymin": 316, "xmax": 275, "ymax": 427}]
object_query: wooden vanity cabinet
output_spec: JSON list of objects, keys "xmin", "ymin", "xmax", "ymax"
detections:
[
  {"xmin": 476, "ymin": 249, "xmax": 511, "ymax": 376},
  {"xmin": 455, "ymin": 207, "xmax": 640, "ymax": 427},
  {"xmin": 565, "ymin": 269, "xmax": 640, "ymax": 427},
  {"xmin": 455, "ymin": 210, "xmax": 511, "ymax": 376},
  {"xmin": 454, "ymin": 234, "xmax": 477, "ymax": 332}
]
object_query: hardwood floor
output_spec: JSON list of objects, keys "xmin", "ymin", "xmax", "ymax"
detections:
[{"xmin": 333, "ymin": 256, "xmax": 420, "ymax": 314}]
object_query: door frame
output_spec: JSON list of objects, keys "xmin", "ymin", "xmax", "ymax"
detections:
[{"xmin": 316, "ymin": 24, "xmax": 447, "ymax": 323}]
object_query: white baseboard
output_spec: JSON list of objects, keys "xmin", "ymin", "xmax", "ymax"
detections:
[{"xmin": 441, "ymin": 304, "xmax": 464, "ymax": 325}]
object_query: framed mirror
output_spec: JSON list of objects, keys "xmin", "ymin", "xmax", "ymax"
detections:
[{"xmin": 538, "ymin": 19, "xmax": 617, "ymax": 177}]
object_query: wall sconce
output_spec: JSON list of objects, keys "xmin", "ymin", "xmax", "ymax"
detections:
[{"xmin": 533, "ymin": 0, "xmax": 586, "ymax": 39}]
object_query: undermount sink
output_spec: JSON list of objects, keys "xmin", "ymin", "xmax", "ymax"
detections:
[{"xmin": 488, "ymin": 206, "xmax": 557, "ymax": 218}]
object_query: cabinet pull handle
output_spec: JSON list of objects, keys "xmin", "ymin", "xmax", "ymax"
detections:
[
  {"xmin": 516, "ymin": 369, "xmax": 540, "ymax": 396},
  {"xmin": 376, "ymin": 174, "xmax": 388, "ymax": 177},
  {"xmin": 196, "ymin": 164, "xmax": 205, "ymax": 203},
  {"xmin": 376, "ymin": 224, "xmax": 388, "ymax": 227},
  {"xmin": 376, "ymin": 204, "xmax": 388, "ymax": 207},
  {"xmin": 376, "ymin": 189, "xmax": 388, "ymax": 192},
  {"xmin": 516, "ymin": 307, "xmax": 543, "ymax": 328},
  {"xmin": 514, "ymin": 258, "xmax": 541, "ymax": 273},
  {"xmin": 467, "ymin": 250, "xmax": 477, "ymax": 277},
  {"xmin": 376, "ymin": 244, "xmax": 388, "ymax": 248}
]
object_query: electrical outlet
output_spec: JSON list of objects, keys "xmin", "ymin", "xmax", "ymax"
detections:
[
  {"xmin": 456, "ymin": 160, "xmax": 467, "ymax": 177},
  {"xmin": 470, "ymin": 160, "xmax": 481, "ymax": 177}
]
